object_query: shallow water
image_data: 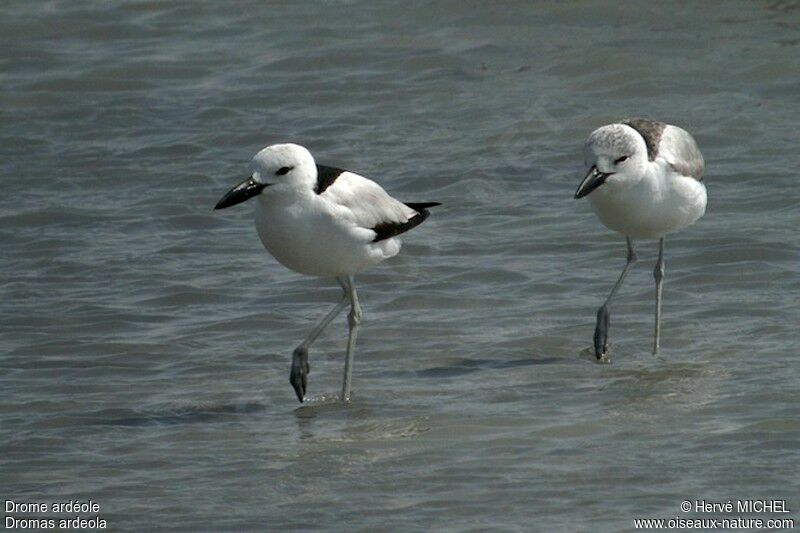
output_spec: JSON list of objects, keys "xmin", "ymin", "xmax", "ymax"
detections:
[{"xmin": 2, "ymin": 1, "xmax": 799, "ymax": 530}]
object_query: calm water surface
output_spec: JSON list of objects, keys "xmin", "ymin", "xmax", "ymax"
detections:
[{"xmin": 2, "ymin": 1, "xmax": 799, "ymax": 531}]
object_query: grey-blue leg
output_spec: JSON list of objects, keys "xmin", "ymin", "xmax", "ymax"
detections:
[
  {"xmin": 340, "ymin": 274, "xmax": 361, "ymax": 402},
  {"xmin": 653, "ymin": 237, "xmax": 665, "ymax": 354},
  {"xmin": 594, "ymin": 237, "xmax": 637, "ymax": 360},
  {"xmin": 290, "ymin": 277, "xmax": 349, "ymax": 402}
]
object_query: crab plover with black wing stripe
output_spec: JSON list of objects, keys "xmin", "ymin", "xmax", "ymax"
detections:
[{"xmin": 215, "ymin": 143, "xmax": 439, "ymax": 402}]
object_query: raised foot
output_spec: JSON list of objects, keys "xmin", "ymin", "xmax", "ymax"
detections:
[
  {"xmin": 289, "ymin": 346, "xmax": 309, "ymax": 403},
  {"xmin": 593, "ymin": 304, "xmax": 610, "ymax": 361}
]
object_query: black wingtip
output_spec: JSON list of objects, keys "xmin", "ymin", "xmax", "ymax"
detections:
[
  {"xmin": 372, "ymin": 201, "xmax": 440, "ymax": 242},
  {"xmin": 404, "ymin": 201, "xmax": 442, "ymax": 212}
]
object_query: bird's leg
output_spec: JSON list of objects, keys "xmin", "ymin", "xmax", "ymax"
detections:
[
  {"xmin": 340, "ymin": 274, "xmax": 361, "ymax": 403},
  {"xmin": 653, "ymin": 238, "xmax": 665, "ymax": 355},
  {"xmin": 289, "ymin": 278, "xmax": 349, "ymax": 402},
  {"xmin": 594, "ymin": 237, "xmax": 637, "ymax": 360}
]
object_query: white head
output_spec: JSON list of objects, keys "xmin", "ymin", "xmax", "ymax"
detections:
[
  {"xmin": 214, "ymin": 143, "xmax": 317, "ymax": 209},
  {"xmin": 574, "ymin": 124, "xmax": 648, "ymax": 199}
]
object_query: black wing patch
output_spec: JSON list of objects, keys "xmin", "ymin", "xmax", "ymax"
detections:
[
  {"xmin": 404, "ymin": 202, "xmax": 441, "ymax": 211},
  {"xmin": 622, "ymin": 117, "xmax": 666, "ymax": 161},
  {"xmin": 315, "ymin": 164, "xmax": 346, "ymax": 194},
  {"xmin": 372, "ymin": 202, "xmax": 441, "ymax": 242}
]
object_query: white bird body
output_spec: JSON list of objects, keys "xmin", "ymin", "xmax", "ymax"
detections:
[
  {"xmin": 586, "ymin": 161, "xmax": 707, "ymax": 240},
  {"xmin": 582, "ymin": 122, "xmax": 707, "ymax": 239},
  {"xmin": 215, "ymin": 143, "xmax": 438, "ymax": 402},
  {"xmin": 574, "ymin": 118, "xmax": 707, "ymax": 359},
  {"xmin": 254, "ymin": 170, "xmax": 413, "ymax": 277}
]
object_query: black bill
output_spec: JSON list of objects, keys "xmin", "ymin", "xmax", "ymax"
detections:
[
  {"xmin": 214, "ymin": 176, "xmax": 268, "ymax": 209},
  {"xmin": 574, "ymin": 166, "xmax": 610, "ymax": 199}
]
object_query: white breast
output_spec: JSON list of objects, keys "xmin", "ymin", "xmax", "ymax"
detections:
[
  {"xmin": 589, "ymin": 163, "xmax": 707, "ymax": 239},
  {"xmin": 254, "ymin": 194, "xmax": 401, "ymax": 278}
]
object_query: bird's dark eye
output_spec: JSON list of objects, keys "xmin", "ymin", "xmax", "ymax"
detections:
[
  {"xmin": 275, "ymin": 166, "xmax": 293, "ymax": 176},
  {"xmin": 614, "ymin": 156, "xmax": 629, "ymax": 164}
]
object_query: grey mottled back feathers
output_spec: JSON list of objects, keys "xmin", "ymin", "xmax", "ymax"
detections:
[
  {"xmin": 622, "ymin": 118, "xmax": 704, "ymax": 181},
  {"xmin": 622, "ymin": 118, "xmax": 666, "ymax": 161}
]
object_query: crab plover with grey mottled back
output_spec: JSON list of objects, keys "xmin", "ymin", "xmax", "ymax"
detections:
[
  {"xmin": 215, "ymin": 143, "xmax": 439, "ymax": 402},
  {"xmin": 574, "ymin": 118, "xmax": 707, "ymax": 361}
]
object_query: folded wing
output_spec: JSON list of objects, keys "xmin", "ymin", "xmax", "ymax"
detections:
[
  {"xmin": 661, "ymin": 125, "xmax": 705, "ymax": 181},
  {"xmin": 319, "ymin": 171, "xmax": 440, "ymax": 242}
]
